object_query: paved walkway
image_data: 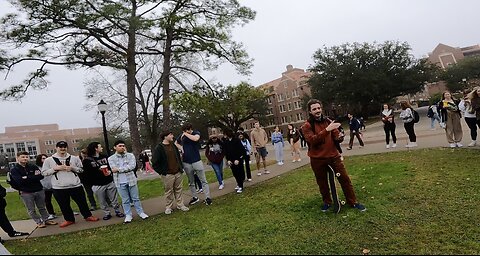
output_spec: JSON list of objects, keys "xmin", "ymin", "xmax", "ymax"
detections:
[{"xmin": 2, "ymin": 107, "xmax": 477, "ymax": 241}]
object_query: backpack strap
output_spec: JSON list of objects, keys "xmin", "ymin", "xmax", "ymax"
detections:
[{"xmin": 52, "ymin": 156, "xmax": 71, "ymax": 166}]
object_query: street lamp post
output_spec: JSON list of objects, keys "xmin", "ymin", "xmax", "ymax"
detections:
[{"xmin": 97, "ymin": 100, "xmax": 111, "ymax": 156}]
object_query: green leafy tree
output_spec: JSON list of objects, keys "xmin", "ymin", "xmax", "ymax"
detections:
[
  {"xmin": 172, "ymin": 82, "xmax": 268, "ymax": 132},
  {"xmin": 440, "ymin": 56, "xmax": 480, "ymax": 92},
  {"xmin": 0, "ymin": 0, "xmax": 255, "ymax": 157},
  {"xmin": 308, "ymin": 41, "xmax": 439, "ymax": 116}
]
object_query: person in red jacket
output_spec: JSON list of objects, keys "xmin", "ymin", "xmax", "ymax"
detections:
[{"xmin": 302, "ymin": 99, "xmax": 366, "ymax": 213}]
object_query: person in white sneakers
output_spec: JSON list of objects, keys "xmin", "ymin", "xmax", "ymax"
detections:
[
  {"xmin": 399, "ymin": 101, "xmax": 417, "ymax": 148},
  {"xmin": 459, "ymin": 89, "xmax": 478, "ymax": 147},
  {"xmin": 250, "ymin": 121, "xmax": 270, "ymax": 176},
  {"xmin": 271, "ymin": 126, "xmax": 284, "ymax": 166},
  {"xmin": 438, "ymin": 91, "xmax": 463, "ymax": 148},
  {"xmin": 381, "ymin": 104, "xmax": 397, "ymax": 149},
  {"xmin": 108, "ymin": 140, "xmax": 149, "ymax": 223}
]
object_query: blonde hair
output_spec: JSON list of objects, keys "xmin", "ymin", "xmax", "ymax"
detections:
[{"xmin": 400, "ymin": 101, "xmax": 411, "ymax": 110}]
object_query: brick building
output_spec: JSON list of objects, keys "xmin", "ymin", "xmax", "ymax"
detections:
[
  {"xmin": 0, "ymin": 124, "xmax": 102, "ymax": 162},
  {"xmin": 241, "ymin": 65, "xmax": 311, "ymax": 136}
]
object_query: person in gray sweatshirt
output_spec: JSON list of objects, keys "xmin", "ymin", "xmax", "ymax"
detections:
[{"xmin": 41, "ymin": 141, "xmax": 99, "ymax": 228}]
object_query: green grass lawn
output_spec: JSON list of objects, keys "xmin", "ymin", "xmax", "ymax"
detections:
[
  {"xmin": 5, "ymin": 148, "xmax": 480, "ymax": 254},
  {"xmin": 4, "ymin": 159, "xmax": 276, "ymax": 221}
]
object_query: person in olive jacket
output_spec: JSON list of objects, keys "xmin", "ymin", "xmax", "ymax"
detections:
[
  {"xmin": 223, "ymin": 129, "xmax": 247, "ymax": 193},
  {"xmin": 152, "ymin": 131, "xmax": 190, "ymax": 215}
]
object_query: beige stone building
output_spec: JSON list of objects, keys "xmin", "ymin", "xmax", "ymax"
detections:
[
  {"xmin": 428, "ymin": 43, "xmax": 480, "ymax": 69},
  {"xmin": 241, "ymin": 65, "xmax": 311, "ymax": 136},
  {"xmin": 0, "ymin": 124, "xmax": 102, "ymax": 162}
]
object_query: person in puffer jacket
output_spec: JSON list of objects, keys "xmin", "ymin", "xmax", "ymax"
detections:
[{"xmin": 41, "ymin": 141, "xmax": 99, "ymax": 228}]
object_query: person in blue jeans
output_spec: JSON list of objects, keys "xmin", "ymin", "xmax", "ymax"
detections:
[
  {"xmin": 108, "ymin": 140, "xmax": 149, "ymax": 223},
  {"xmin": 205, "ymin": 135, "xmax": 225, "ymax": 190},
  {"xmin": 271, "ymin": 126, "xmax": 284, "ymax": 165}
]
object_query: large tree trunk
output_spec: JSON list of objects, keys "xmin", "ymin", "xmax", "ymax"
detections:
[
  {"xmin": 127, "ymin": 1, "xmax": 141, "ymax": 158},
  {"xmin": 161, "ymin": 27, "xmax": 173, "ymax": 130}
]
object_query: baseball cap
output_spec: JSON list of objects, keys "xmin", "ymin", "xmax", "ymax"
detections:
[{"xmin": 56, "ymin": 141, "xmax": 68, "ymax": 148}]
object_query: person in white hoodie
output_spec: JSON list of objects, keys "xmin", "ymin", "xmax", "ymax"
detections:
[{"xmin": 41, "ymin": 141, "xmax": 99, "ymax": 228}]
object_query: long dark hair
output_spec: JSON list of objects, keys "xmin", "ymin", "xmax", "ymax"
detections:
[
  {"xmin": 35, "ymin": 154, "xmax": 48, "ymax": 167},
  {"xmin": 86, "ymin": 142, "xmax": 101, "ymax": 157}
]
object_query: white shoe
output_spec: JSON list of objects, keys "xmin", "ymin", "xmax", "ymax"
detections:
[
  {"xmin": 392, "ymin": 144, "xmax": 397, "ymax": 148},
  {"xmin": 456, "ymin": 143, "xmax": 463, "ymax": 148},
  {"xmin": 264, "ymin": 170, "xmax": 270, "ymax": 174},
  {"xmin": 164, "ymin": 208, "xmax": 172, "ymax": 215},
  {"xmin": 405, "ymin": 143, "xmax": 412, "ymax": 148},
  {"xmin": 468, "ymin": 141, "xmax": 477, "ymax": 147},
  {"xmin": 247, "ymin": 178, "xmax": 252, "ymax": 182},
  {"xmin": 257, "ymin": 172, "xmax": 262, "ymax": 176},
  {"xmin": 411, "ymin": 142, "xmax": 417, "ymax": 147},
  {"xmin": 279, "ymin": 161, "xmax": 284, "ymax": 165},
  {"xmin": 234, "ymin": 186, "xmax": 240, "ymax": 190},
  {"xmin": 297, "ymin": 159, "xmax": 301, "ymax": 162},
  {"xmin": 236, "ymin": 188, "xmax": 243, "ymax": 193},
  {"xmin": 219, "ymin": 184, "xmax": 224, "ymax": 190},
  {"xmin": 139, "ymin": 213, "xmax": 149, "ymax": 220},
  {"xmin": 449, "ymin": 143, "xmax": 456, "ymax": 148},
  {"xmin": 124, "ymin": 215, "xmax": 133, "ymax": 223},
  {"xmin": 292, "ymin": 160, "xmax": 296, "ymax": 163},
  {"xmin": 177, "ymin": 205, "xmax": 189, "ymax": 212},
  {"xmin": 386, "ymin": 144, "xmax": 390, "ymax": 149},
  {"xmin": 47, "ymin": 214, "xmax": 56, "ymax": 220}
]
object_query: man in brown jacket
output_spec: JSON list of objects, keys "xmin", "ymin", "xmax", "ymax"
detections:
[
  {"xmin": 250, "ymin": 121, "xmax": 269, "ymax": 176},
  {"xmin": 302, "ymin": 99, "xmax": 366, "ymax": 213}
]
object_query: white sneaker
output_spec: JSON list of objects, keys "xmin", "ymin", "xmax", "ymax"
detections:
[
  {"xmin": 164, "ymin": 208, "xmax": 172, "ymax": 215},
  {"xmin": 124, "ymin": 215, "xmax": 133, "ymax": 223},
  {"xmin": 247, "ymin": 178, "xmax": 252, "ymax": 182},
  {"xmin": 47, "ymin": 214, "xmax": 56, "ymax": 220},
  {"xmin": 236, "ymin": 188, "xmax": 243, "ymax": 193},
  {"xmin": 139, "ymin": 213, "xmax": 149, "ymax": 220},
  {"xmin": 264, "ymin": 170, "xmax": 270, "ymax": 174},
  {"xmin": 411, "ymin": 142, "xmax": 417, "ymax": 147},
  {"xmin": 449, "ymin": 143, "xmax": 456, "ymax": 148},
  {"xmin": 468, "ymin": 141, "xmax": 477, "ymax": 147},
  {"xmin": 297, "ymin": 159, "xmax": 301, "ymax": 162},
  {"xmin": 392, "ymin": 144, "xmax": 397, "ymax": 148},
  {"xmin": 257, "ymin": 172, "xmax": 262, "ymax": 176},
  {"xmin": 405, "ymin": 143, "xmax": 412, "ymax": 148},
  {"xmin": 177, "ymin": 205, "xmax": 189, "ymax": 212},
  {"xmin": 234, "ymin": 186, "xmax": 240, "ymax": 190},
  {"xmin": 456, "ymin": 143, "xmax": 463, "ymax": 147},
  {"xmin": 386, "ymin": 144, "xmax": 390, "ymax": 149},
  {"xmin": 219, "ymin": 184, "xmax": 224, "ymax": 190},
  {"xmin": 279, "ymin": 161, "xmax": 284, "ymax": 165},
  {"xmin": 292, "ymin": 160, "xmax": 296, "ymax": 163}
]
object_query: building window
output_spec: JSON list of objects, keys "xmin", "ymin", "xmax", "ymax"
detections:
[
  {"xmin": 45, "ymin": 140, "xmax": 55, "ymax": 145},
  {"xmin": 278, "ymin": 93, "xmax": 284, "ymax": 102},
  {"xmin": 73, "ymin": 147, "xmax": 79, "ymax": 152},
  {"xmin": 292, "ymin": 89, "xmax": 299, "ymax": 98},
  {"xmin": 16, "ymin": 142, "xmax": 26, "ymax": 153},
  {"xmin": 72, "ymin": 139, "xmax": 83, "ymax": 144},
  {"xmin": 281, "ymin": 116, "xmax": 288, "ymax": 124},
  {"xmin": 26, "ymin": 141, "xmax": 37, "ymax": 158},
  {"xmin": 267, "ymin": 97, "xmax": 272, "ymax": 104},
  {"xmin": 46, "ymin": 149, "xmax": 55, "ymax": 155},
  {"xmin": 296, "ymin": 113, "xmax": 303, "ymax": 121},
  {"xmin": 285, "ymin": 91, "xmax": 290, "ymax": 99},
  {"xmin": 279, "ymin": 105, "xmax": 286, "ymax": 113},
  {"xmin": 288, "ymin": 103, "xmax": 292, "ymax": 111},
  {"xmin": 5, "ymin": 143, "xmax": 15, "ymax": 158}
]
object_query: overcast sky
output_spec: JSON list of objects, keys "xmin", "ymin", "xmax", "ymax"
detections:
[{"xmin": 1, "ymin": 0, "xmax": 479, "ymax": 132}]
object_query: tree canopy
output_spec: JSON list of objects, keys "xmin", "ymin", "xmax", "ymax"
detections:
[
  {"xmin": 440, "ymin": 56, "xmax": 480, "ymax": 92},
  {"xmin": 308, "ymin": 41, "xmax": 438, "ymax": 116},
  {"xmin": 172, "ymin": 82, "xmax": 268, "ymax": 132}
]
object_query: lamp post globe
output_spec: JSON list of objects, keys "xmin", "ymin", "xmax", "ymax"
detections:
[{"xmin": 97, "ymin": 100, "xmax": 111, "ymax": 156}]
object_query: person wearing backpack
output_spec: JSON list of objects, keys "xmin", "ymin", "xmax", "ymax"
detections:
[
  {"xmin": 438, "ymin": 91, "xmax": 463, "ymax": 148},
  {"xmin": 41, "ymin": 141, "xmax": 99, "ymax": 228},
  {"xmin": 399, "ymin": 101, "xmax": 418, "ymax": 148},
  {"xmin": 427, "ymin": 103, "xmax": 442, "ymax": 130}
]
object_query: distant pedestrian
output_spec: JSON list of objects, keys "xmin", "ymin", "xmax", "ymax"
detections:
[
  {"xmin": 346, "ymin": 113, "xmax": 364, "ymax": 150},
  {"xmin": 108, "ymin": 140, "xmax": 149, "ymax": 223},
  {"xmin": 82, "ymin": 142, "xmax": 125, "ymax": 221},
  {"xmin": 287, "ymin": 124, "xmax": 302, "ymax": 162},
  {"xmin": 271, "ymin": 126, "xmax": 284, "ymax": 165},
  {"xmin": 223, "ymin": 129, "xmax": 246, "ymax": 194},
  {"xmin": 438, "ymin": 91, "xmax": 463, "ymax": 148},
  {"xmin": 176, "ymin": 123, "xmax": 212, "ymax": 206},
  {"xmin": 36, "ymin": 154, "xmax": 57, "ymax": 220},
  {"xmin": 460, "ymin": 89, "xmax": 479, "ymax": 147},
  {"xmin": 152, "ymin": 131, "xmax": 190, "ymax": 215},
  {"xmin": 399, "ymin": 101, "xmax": 418, "ymax": 148},
  {"xmin": 250, "ymin": 121, "xmax": 269, "ymax": 176},
  {"xmin": 359, "ymin": 117, "xmax": 366, "ymax": 130},
  {"xmin": 427, "ymin": 103, "xmax": 442, "ymax": 130},
  {"xmin": 10, "ymin": 152, "xmax": 58, "ymax": 228},
  {"xmin": 0, "ymin": 183, "xmax": 29, "ymax": 242},
  {"xmin": 381, "ymin": 104, "xmax": 397, "ymax": 149},
  {"xmin": 41, "ymin": 141, "xmax": 99, "ymax": 228},
  {"xmin": 205, "ymin": 135, "xmax": 225, "ymax": 190}
]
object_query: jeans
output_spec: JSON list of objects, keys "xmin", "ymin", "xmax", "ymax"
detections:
[
  {"xmin": 184, "ymin": 161, "xmax": 211, "ymax": 199},
  {"xmin": 430, "ymin": 114, "xmax": 441, "ymax": 129},
  {"xmin": 20, "ymin": 190, "xmax": 49, "ymax": 224},
  {"xmin": 92, "ymin": 182, "xmax": 122, "ymax": 216},
  {"xmin": 211, "ymin": 161, "xmax": 224, "ymax": 185},
  {"xmin": 117, "ymin": 183, "xmax": 145, "ymax": 218},
  {"xmin": 273, "ymin": 142, "xmax": 284, "ymax": 163}
]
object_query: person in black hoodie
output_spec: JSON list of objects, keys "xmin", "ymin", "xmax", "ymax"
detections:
[
  {"xmin": 82, "ymin": 142, "xmax": 125, "ymax": 220},
  {"xmin": 223, "ymin": 129, "xmax": 247, "ymax": 193},
  {"xmin": 0, "ymin": 183, "xmax": 29, "ymax": 243},
  {"xmin": 10, "ymin": 152, "xmax": 58, "ymax": 228}
]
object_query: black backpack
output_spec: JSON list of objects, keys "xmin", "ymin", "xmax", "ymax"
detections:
[{"xmin": 411, "ymin": 108, "xmax": 420, "ymax": 123}]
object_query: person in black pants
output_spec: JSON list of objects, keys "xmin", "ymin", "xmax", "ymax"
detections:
[
  {"xmin": 223, "ymin": 129, "xmax": 246, "ymax": 193},
  {"xmin": 298, "ymin": 127, "xmax": 307, "ymax": 148},
  {"xmin": 0, "ymin": 184, "xmax": 29, "ymax": 242},
  {"xmin": 381, "ymin": 104, "xmax": 397, "ymax": 149},
  {"xmin": 79, "ymin": 149, "xmax": 98, "ymax": 211},
  {"xmin": 238, "ymin": 132, "xmax": 252, "ymax": 181}
]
